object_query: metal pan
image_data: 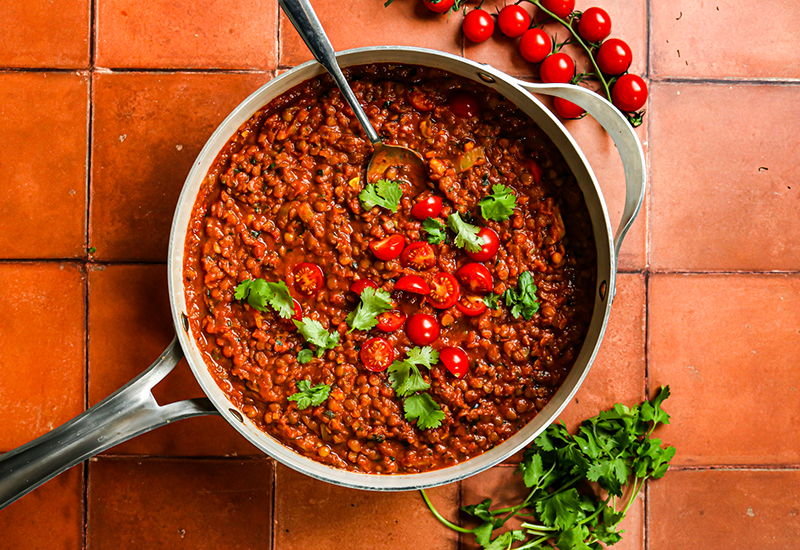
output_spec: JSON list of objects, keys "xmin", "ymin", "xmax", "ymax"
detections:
[{"xmin": 0, "ymin": 46, "xmax": 644, "ymax": 508}]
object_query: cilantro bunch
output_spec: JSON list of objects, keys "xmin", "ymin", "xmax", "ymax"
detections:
[{"xmin": 421, "ymin": 387, "xmax": 676, "ymax": 550}]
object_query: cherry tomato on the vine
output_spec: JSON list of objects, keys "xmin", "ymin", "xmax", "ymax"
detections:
[
  {"xmin": 411, "ymin": 195, "xmax": 443, "ymax": 220},
  {"xmin": 361, "ymin": 337, "xmax": 395, "ymax": 372},
  {"xmin": 498, "ymin": 5, "xmax": 530, "ymax": 38},
  {"xmin": 447, "ymin": 92, "xmax": 480, "ymax": 118},
  {"xmin": 519, "ymin": 28, "xmax": 552, "ymax": 64},
  {"xmin": 422, "ymin": 0, "xmax": 454, "ymax": 13},
  {"xmin": 377, "ymin": 310, "xmax": 407, "ymax": 332},
  {"xmin": 406, "ymin": 314, "xmax": 441, "ymax": 346},
  {"xmin": 612, "ymin": 74, "xmax": 648, "ymax": 112},
  {"xmin": 427, "ymin": 273, "xmax": 461, "ymax": 309},
  {"xmin": 401, "ymin": 242, "xmax": 437, "ymax": 270},
  {"xmin": 369, "ymin": 234, "xmax": 405, "ymax": 261},
  {"xmin": 407, "ymin": 90, "xmax": 435, "ymax": 112},
  {"xmin": 456, "ymin": 263, "xmax": 494, "ymax": 294},
  {"xmin": 465, "ymin": 227, "xmax": 500, "ymax": 262},
  {"xmin": 395, "ymin": 274, "xmax": 431, "ymax": 295},
  {"xmin": 540, "ymin": 0, "xmax": 575, "ymax": 20},
  {"xmin": 578, "ymin": 7, "xmax": 611, "ymax": 43},
  {"xmin": 456, "ymin": 293, "xmax": 488, "ymax": 317},
  {"xmin": 554, "ymin": 97, "xmax": 585, "ymax": 119},
  {"xmin": 596, "ymin": 38, "xmax": 632, "ymax": 75},
  {"xmin": 349, "ymin": 279, "xmax": 378, "ymax": 295},
  {"xmin": 462, "ymin": 9, "xmax": 494, "ymax": 43},
  {"xmin": 539, "ymin": 53, "xmax": 575, "ymax": 83},
  {"xmin": 292, "ymin": 262, "xmax": 324, "ymax": 297},
  {"xmin": 439, "ymin": 346, "xmax": 470, "ymax": 378}
]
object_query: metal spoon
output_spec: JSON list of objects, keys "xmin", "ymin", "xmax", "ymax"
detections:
[{"xmin": 278, "ymin": 0, "xmax": 426, "ymax": 186}]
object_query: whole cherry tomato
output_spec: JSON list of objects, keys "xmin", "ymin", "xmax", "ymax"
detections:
[
  {"xmin": 427, "ymin": 273, "xmax": 461, "ymax": 309},
  {"xmin": 596, "ymin": 38, "xmax": 632, "ymax": 75},
  {"xmin": 377, "ymin": 310, "xmax": 407, "ymax": 332},
  {"xmin": 456, "ymin": 263, "xmax": 494, "ymax": 294},
  {"xmin": 395, "ymin": 274, "xmax": 431, "ymax": 295},
  {"xmin": 553, "ymin": 97, "xmax": 585, "ymax": 119},
  {"xmin": 612, "ymin": 74, "xmax": 648, "ymax": 112},
  {"xmin": 465, "ymin": 227, "xmax": 500, "ymax": 262},
  {"xmin": 401, "ymin": 242, "xmax": 437, "ymax": 270},
  {"xmin": 370, "ymin": 234, "xmax": 405, "ymax": 261},
  {"xmin": 498, "ymin": 5, "xmax": 530, "ymax": 38},
  {"xmin": 456, "ymin": 294, "xmax": 488, "ymax": 317},
  {"xmin": 539, "ymin": 53, "xmax": 575, "ymax": 83},
  {"xmin": 578, "ymin": 7, "xmax": 611, "ymax": 43},
  {"xmin": 422, "ymin": 0, "xmax": 454, "ymax": 13},
  {"xmin": 447, "ymin": 92, "xmax": 480, "ymax": 118},
  {"xmin": 462, "ymin": 9, "xmax": 494, "ymax": 43},
  {"xmin": 519, "ymin": 28, "xmax": 552, "ymax": 64},
  {"xmin": 361, "ymin": 337, "xmax": 395, "ymax": 372},
  {"xmin": 292, "ymin": 262, "xmax": 324, "ymax": 297},
  {"xmin": 350, "ymin": 279, "xmax": 378, "ymax": 295},
  {"xmin": 407, "ymin": 90, "xmax": 435, "ymax": 112},
  {"xmin": 439, "ymin": 346, "xmax": 470, "ymax": 378},
  {"xmin": 540, "ymin": 0, "xmax": 575, "ymax": 20},
  {"xmin": 411, "ymin": 195, "xmax": 443, "ymax": 220},
  {"xmin": 406, "ymin": 314, "xmax": 441, "ymax": 346}
]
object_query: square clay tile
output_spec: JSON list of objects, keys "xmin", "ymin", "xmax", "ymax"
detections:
[
  {"xmin": 649, "ymin": 83, "xmax": 800, "ymax": 272},
  {"xmin": 0, "ymin": 263, "xmax": 85, "ymax": 451},
  {"xmin": 649, "ymin": 469, "xmax": 800, "ymax": 550},
  {"xmin": 88, "ymin": 457, "xmax": 273, "ymax": 550},
  {"xmin": 95, "ymin": 0, "xmax": 278, "ymax": 70},
  {"xmin": 278, "ymin": 0, "xmax": 462, "ymax": 67},
  {"xmin": 651, "ymin": 1, "xmax": 800, "ymax": 80},
  {"xmin": 90, "ymin": 71, "xmax": 273, "ymax": 262},
  {"xmin": 0, "ymin": 464, "xmax": 83, "ymax": 548},
  {"xmin": 648, "ymin": 274, "xmax": 800, "ymax": 466},
  {"xmin": 0, "ymin": 0, "xmax": 90, "ymax": 68},
  {"xmin": 88, "ymin": 264, "xmax": 259, "ymax": 456},
  {"xmin": 274, "ymin": 464, "xmax": 459, "ymax": 550},
  {"xmin": 0, "ymin": 72, "xmax": 88, "ymax": 259}
]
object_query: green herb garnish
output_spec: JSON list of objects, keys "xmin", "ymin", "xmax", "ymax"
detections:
[
  {"xmin": 359, "ymin": 179, "xmax": 403, "ymax": 212},
  {"xmin": 502, "ymin": 271, "xmax": 539, "ymax": 320},
  {"xmin": 345, "ymin": 286, "xmax": 393, "ymax": 332},
  {"xmin": 234, "ymin": 279, "xmax": 294, "ymax": 319},
  {"xmin": 482, "ymin": 293, "xmax": 502, "ymax": 310},
  {"xmin": 388, "ymin": 346, "xmax": 439, "ymax": 397},
  {"xmin": 297, "ymin": 349, "xmax": 314, "ymax": 364},
  {"xmin": 287, "ymin": 380, "xmax": 331, "ymax": 410},
  {"xmin": 479, "ymin": 184, "xmax": 517, "ymax": 221},
  {"xmin": 404, "ymin": 393, "xmax": 446, "ymax": 430},
  {"xmin": 446, "ymin": 212, "xmax": 484, "ymax": 253},
  {"xmin": 293, "ymin": 318, "xmax": 340, "ymax": 357},
  {"xmin": 422, "ymin": 217, "xmax": 447, "ymax": 245}
]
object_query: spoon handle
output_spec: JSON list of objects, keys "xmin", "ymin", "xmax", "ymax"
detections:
[{"xmin": 278, "ymin": 0, "xmax": 380, "ymax": 145}]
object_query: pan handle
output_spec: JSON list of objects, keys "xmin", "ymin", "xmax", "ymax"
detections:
[
  {"xmin": 512, "ymin": 80, "xmax": 646, "ymax": 260},
  {"xmin": 0, "ymin": 337, "xmax": 218, "ymax": 511}
]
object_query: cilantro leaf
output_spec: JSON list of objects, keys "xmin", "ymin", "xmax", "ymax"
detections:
[
  {"xmin": 503, "ymin": 271, "xmax": 540, "ymax": 320},
  {"xmin": 479, "ymin": 184, "xmax": 517, "ymax": 221},
  {"xmin": 388, "ymin": 347, "xmax": 439, "ymax": 397},
  {"xmin": 287, "ymin": 380, "xmax": 331, "ymax": 410},
  {"xmin": 346, "ymin": 286, "xmax": 393, "ymax": 332},
  {"xmin": 293, "ymin": 318, "xmax": 340, "ymax": 357},
  {"xmin": 422, "ymin": 217, "xmax": 447, "ymax": 245},
  {"xmin": 297, "ymin": 349, "xmax": 314, "ymax": 364},
  {"xmin": 483, "ymin": 293, "xmax": 502, "ymax": 310},
  {"xmin": 446, "ymin": 212, "xmax": 484, "ymax": 253},
  {"xmin": 234, "ymin": 279, "xmax": 294, "ymax": 319},
  {"xmin": 484, "ymin": 530, "xmax": 525, "ymax": 550},
  {"xmin": 359, "ymin": 179, "xmax": 403, "ymax": 212},
  {"xmin": 403, "ymin": 392, "xmax": 445, "ymax": 430}
]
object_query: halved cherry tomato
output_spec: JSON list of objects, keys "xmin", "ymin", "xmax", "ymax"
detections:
[
  {"xmin": 440, "ymin": 347, "xmax": 470, "ymax": 378},
  {"xmin": 377, "ymin": 310, "xmax": 407, "ymax": 332},
  {"xmin": 282, "ymin": 298, "xmax": 304, "ymax": 331},
  {"xmin": 465, "ymin": 227, "xmax": 500, "ymax": 262},
  {"xmin": 525, "ymin": 159, "xmax": 543, "ymax": 185},
  {"xmin": 395, "ymin": 274, "xmax": 431, "ymax": 295},
  {"xmin": 427, "ymin": 272, "xmax": 461, "ymax": 309},
  {"xmin": 456, "ymin": 293, "xmax": 488, "ymax": 317},
  {"xmin": 447, "ymin": 92, "xmax": 480, "ymax": 118},
  {"xmin": 411, "ymin": 195, "xmax": 443, "ymax": 221},
  {"xmin": 407, "ymin": 90, "xmax": 435, "ymax": 112},
  {"xmin": 406, "ymin": 314, "xmax": 441, "ymax": 346},
  {"xmin": 370, "ymin": 234, "xmax": 405, "ymax": 261},
  {"xmin": 292, "ymin": 262, "xmax": 324, "ymax": 297},
  {"xmin": 361, "ymin": 337, "xmax": 395, "ymax": 372},
  {"xmin": 456, "ymin": 263, "xmax": 494, "ymax": 294},
  {"xmin": 350, "ymin": 279, "xmax": 378, "ymax": 295},
  {"xmin": 401, "ymin": 242, "xmax": 436, "ymax": 270}
]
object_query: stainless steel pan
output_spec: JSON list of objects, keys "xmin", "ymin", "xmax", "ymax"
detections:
[{"xmin": 0, "ymin": 45, "xmax": 644, "ymax": 508}]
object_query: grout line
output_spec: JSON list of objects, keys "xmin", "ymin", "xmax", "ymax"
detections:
[
  {"xmin": 649, "ymin": 76, "xmax": 800, "ymax": 85},
  {"xmin": 275, "ymin": 0, "xmax": 282, "ymax": 71},
  {"xmin": 271, "ymin": 459, "xmax": 277, "ymax": 550},
  {"xmin": 642, "ymin": 271, "xmax": 651, "ymax": 550}
]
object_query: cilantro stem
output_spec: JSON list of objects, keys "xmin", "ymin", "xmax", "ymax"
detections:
[{"xmin": 419, "ymin": 489, "xmax": 473, "ymax": 534}]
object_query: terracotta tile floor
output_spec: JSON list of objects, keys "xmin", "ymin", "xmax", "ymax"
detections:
[{"xmin": 1, "ymin": 0, "xmax": 799, "ymax": 548}]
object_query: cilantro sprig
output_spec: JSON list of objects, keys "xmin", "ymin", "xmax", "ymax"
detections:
[
  {"xmin": 234, "ymin": 279, "xmax": 294, "ymax": 319},
  {"xmin": 293, "ymin": 318, "xmax": 339, "ymax": 357},
  {"xmin": 479, "ymin": 184, "xmax": 517, "ymax": 221},
  {"xmin": 446, "ymin": 212, "xmax": 484, "ymax": 253},
  {"xmin": 422, "ymin": 217, "xmax": 448, "ymax": 245},
  {"xmin": 503, "ymin": 271, "xmax": 539, "ymax": 320},
  {"xmin": 420, "ymin": 387, "xmax": 676, "ymax": 549},
  {"xmin": 346, "ymin": 286, "xmax": 393, "ymax": 332},
  {"xmin": 287, "ymin": 380, "xmax": 331, "ymax": 410},
  {"xmin": 359, "ymin": 179, "xmax": 403, "ymax": 212},
  {"xmin": 388, "ymin": 347, "xmax": 444, "ymax": 430}
]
